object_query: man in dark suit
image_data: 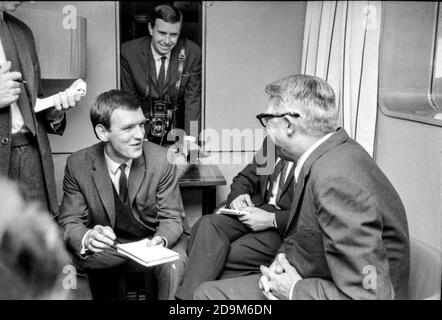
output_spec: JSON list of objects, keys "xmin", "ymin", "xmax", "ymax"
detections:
[
  {"xmin": 194, "ymin": 74, "xmax": 410, "ymax": 300},
  {"xmin": 57, "ymin": 90, "xmax": 188, "ymax": 300},
  {"xmin": 175, "ymin": 138, "xmax": 296, "ymax": 300},
  {"xmin": 121, "ymin": 3, "xmax": 201, "ymax": 141},
  {"xmin": 0, "ymin": 2, "xmax": 83, "ymax": 217}
]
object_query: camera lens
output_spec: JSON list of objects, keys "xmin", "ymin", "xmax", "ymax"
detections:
[{"xmin": 153, "ymin": 125, "xmax": 164, "ymax": 136}]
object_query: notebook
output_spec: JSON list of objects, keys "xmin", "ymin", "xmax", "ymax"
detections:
[
  {"xmin": 116, "ymin": 238, "xmax": 179, "ymax": 267},
  {"xmin": 218, "ymin": 208, "xmax": 249, "ymax": 216}
]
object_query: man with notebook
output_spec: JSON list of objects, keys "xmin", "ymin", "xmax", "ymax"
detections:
[
  {"xmin": 175, "ymin": 138, "xmax": 295, "ymax": 300},
  {"xmin": 57, "ymin": 90, "xmax": 188, "ymax": 300}
]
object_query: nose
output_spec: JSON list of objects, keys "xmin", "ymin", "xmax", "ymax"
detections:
[
  {"xmin": 164, "ymin": 35, "xmax": 173, "ymax": 45},
  {"xmin": 133, "ymin": 124, "xmax": 145, "ymax": 140}
]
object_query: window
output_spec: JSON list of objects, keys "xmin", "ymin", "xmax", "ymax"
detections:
[{"xmin": 378, "ymin": 1, "xmax": 442, "ymax": 126}]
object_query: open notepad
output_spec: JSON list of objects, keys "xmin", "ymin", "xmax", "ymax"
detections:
[
  {"xmin": 218, "ymin": 208, "xmax": 249, "ymax": 216},
  {"xmin": 116, "ymin": 238, "xmax": 179, "ymax": 267}
]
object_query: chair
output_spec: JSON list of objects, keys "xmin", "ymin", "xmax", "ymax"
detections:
[
  {"xmin": 88, "ymin": 263, "xmax": 157, "ymax": 300},
  {"xmin": 407, "ymin": 238, "xmax": 441, "ymax": 300}
]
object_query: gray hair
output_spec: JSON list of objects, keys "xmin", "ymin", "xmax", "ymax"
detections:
[{"xmin": 265, "ymin": 74, "xmax": 339, "ymax": 136}]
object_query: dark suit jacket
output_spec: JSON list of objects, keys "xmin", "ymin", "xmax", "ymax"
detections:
[
  {"xmin": 282, "ymin": 128, "xmax": 410, "ymax": 300},
  {"xmin": 0, "ymin": 13, "xmax": 65, "ymax": 216},
  {"xmin": 58, "ymin": 141, "xmax": 187, "ymax": 258},
  {"xmin": 226, "ymin": 139, "xmax": 295, "ymax": 235},
  {"xmin": 120, "ymin": 37, "xmax": 201, "ymax": 134}
]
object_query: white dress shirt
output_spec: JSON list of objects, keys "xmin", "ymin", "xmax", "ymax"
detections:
[
  {"xmin": 151, "ymin": 44, "xmax": 171, "ymax": 78},
  {"xmin": 104, "ymin": 151, "xmax": 133, "ymax": 194}
]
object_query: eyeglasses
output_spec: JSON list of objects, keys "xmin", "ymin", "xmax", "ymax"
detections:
[{"xmin": 256, "ymin": 112, "xmax": 301, "ymax": 127}]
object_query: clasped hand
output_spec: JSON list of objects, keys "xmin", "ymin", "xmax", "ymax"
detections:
[{"xmin": 259, "ymin": 253, "xmax": 302, "ymax": 300}]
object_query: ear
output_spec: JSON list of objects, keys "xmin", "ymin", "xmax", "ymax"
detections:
[
  {"xmin": 148, "ymin": 23, "xmax": 154, "ymax": 37},
  {"xmin": 284, "ymin": 115, "xmax": 297, "ymax": 136},
  {"xmin": 95, "ymin": 124, "xmax": 109, "ymax": 142}
]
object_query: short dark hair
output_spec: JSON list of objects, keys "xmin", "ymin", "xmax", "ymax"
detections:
[
  {"xmin": 90, "ymin": 90, "xmax": 140, "ymax": 130},
  {"xmin": 149, "ymin": 3, "xmax": 182, "ymax": 28}
]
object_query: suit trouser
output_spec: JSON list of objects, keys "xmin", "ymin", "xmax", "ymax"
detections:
[
  {"xmin": 70, "ymin": 234, "xmax": 188, "ymax": 300},
  {"xmin": 8, "ymin": 134, "xmax": 48, "ymax": 211},
  {"xmin": 194, "ymin": 274, "xmax": 266, "ymax": 300},
  {"xmin": 174, "ymin": 213, "xmax": 282, "ymax": 300}
]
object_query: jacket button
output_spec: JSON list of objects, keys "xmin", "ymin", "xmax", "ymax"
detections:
[{"xmin": 1, "ymin": 137, "xmax": 9, "ymax": 145}]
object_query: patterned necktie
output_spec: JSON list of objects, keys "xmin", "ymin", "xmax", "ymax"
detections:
[
  {"xmin": 157, "ymin": 56, "xmax": 166, "ymax": 99},
  {"xmin": 119, "ymin": 163, "xmax": 128, "ymax": 204}
]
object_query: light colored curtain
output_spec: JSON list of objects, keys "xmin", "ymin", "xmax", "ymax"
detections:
[{"xmin": 301, "ymin": 1, "xmax": 381, "ymax": 156}]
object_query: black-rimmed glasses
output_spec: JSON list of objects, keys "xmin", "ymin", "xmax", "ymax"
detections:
[{"xmin": 256, "ymin": 112, "xmax": 301, "ymax": 127}]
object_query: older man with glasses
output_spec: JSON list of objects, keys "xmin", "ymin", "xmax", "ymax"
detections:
[{"xmin": 193, "ymin": 74, "xmax": 410, "ymax": 300}]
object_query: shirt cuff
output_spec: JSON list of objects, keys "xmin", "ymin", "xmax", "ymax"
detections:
[
  {"xmin": 289, "ymin": 279, "xmax": 299, "ymax": 300},
  {"xmin": 80, "ymin": 229, "xmax": 93, "ymax": 255},
  {"xmin": 272, "ymin": 214, "xmax": 277, "ymax": 228},
  {"xmin": 160, "ymin": 237, "xmax": 168, "ymax": 248}
]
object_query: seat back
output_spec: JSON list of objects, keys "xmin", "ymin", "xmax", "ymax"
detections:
[{"xmin": 408, "ymin": 238, "xmax": 441, "ymax": 300}]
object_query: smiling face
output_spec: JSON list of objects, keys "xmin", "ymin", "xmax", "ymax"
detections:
[
  {"xmin": 148, "ymin": 18, "xmax": 181, "ymax": 56},
  {"xmin": 100, "ymin": 107, "xmax": 146, "ymax": 163}
]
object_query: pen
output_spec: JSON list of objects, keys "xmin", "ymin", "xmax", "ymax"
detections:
[{"xmin": 15, "ymin": 79, "xmax": 28, "ymax": 84}]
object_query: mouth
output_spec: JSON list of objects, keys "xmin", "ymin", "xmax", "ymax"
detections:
[
  {"xmin": 160, "ymin": 44, "xmax": 172, "ymax": 50},
  {"xmin": 130, "ymin": 142, "xmax": 142, "ymax": 148}
]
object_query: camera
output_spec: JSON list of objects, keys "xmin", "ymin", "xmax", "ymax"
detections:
[{"xmin": 148, "ymin": 100, "xmax": 174, "ymax": 139}]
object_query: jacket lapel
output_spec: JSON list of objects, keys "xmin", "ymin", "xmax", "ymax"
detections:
[
  {"xmin": 6, "ymin": 13, "xmax": 37, "ymax": 105},
  {"xmin": 166, "ymin": 45, "xmax": 179, "ymax": 90},
  {"xmin": 139, "ymin": 38, "xmax": 159, "ymax": 94},
  {"xmin": 91, "ymin": 143, "xmax": 116, "ymax": 227},
  {"xmin": 128, "ymin": 154, "xmax": 145, "ymax": 206},
  {"xmin": 279, "ymin": 164, "xmax": 295, "ymax": 197},
  {"xmin": 165, "ymin": 38, "xmax": 186, "ymax": 91},
  {"xmin": 284, "ymin": 128, "xmax": 350, "ymax": 235},
  {"xmin": 284, "ymin": 169, "xmax": 307, "ymax": 236}
]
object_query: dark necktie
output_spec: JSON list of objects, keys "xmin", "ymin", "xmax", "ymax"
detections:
[
  {"xmin": 157, "ymin": 56, "xmax": 166, "ymax": 99},
  {"xmin": 119, "ymin": 163, "xmax": 128, "ymax": 204},
  {"xmin": 0, "ymin": 17, "xmax": 36, "ymax": 135},
  {"xmin": 275, "ymin": 161, "xmax": 289, "ymax": 205},
  {"xmin": 266, "ymin": 159, "xmax": 287, "ymax": 202}
]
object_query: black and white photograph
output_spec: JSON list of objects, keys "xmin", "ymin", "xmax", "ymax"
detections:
[{"xmin": 0, "ymin": 0, "xmax": 440, "ymax": 307}]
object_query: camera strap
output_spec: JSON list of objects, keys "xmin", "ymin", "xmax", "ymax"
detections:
[{"xmin": 173, "ymin": 47, "xmax": 186, "ymax": 107}]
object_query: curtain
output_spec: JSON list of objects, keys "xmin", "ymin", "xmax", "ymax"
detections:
[{"xmin": 301, "ymin": 1, "xmax": 381, "ymax": 156}]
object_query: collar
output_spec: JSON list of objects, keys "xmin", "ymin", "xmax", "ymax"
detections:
[
  {"xmin": 294, "ymin": 132, "xmax": 334, "ymax": 183},
  {"xmin": 104, "ymin": 150, "xmax": 133, "ymax": 176},
  {"xmin": 150, "ymin": 43, "xmax": 171, "ymax": 62}
]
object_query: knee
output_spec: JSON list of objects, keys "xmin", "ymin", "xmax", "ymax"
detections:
[
  {"xmin": 155, "ymin": 253, "xmax": 187, "ymax": 277},
  {"xmin": 194, "ymin": 214, "xmax": 227, "ymax": 232},
  {"xmin": 193, "ymin": 281, "xmax": 213, "ymax": 300}
]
